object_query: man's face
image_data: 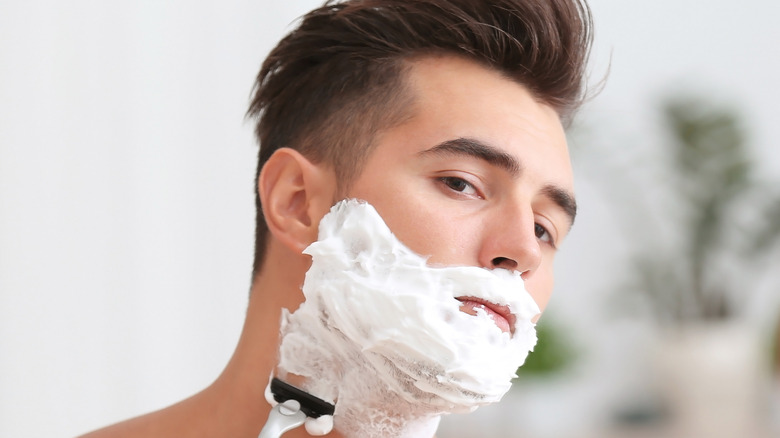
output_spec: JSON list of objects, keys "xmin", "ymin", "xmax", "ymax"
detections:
[{"xmin": 345, "ymin": 55, "xmax": 575, "ymax": 313}]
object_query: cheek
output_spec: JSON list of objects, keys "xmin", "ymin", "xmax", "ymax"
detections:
[
  {"xmin": 525, "ymin": 264, "xmax": 554, "ymax": 313},
  {"xmin": 347, "ymin": 172, "xmax": 478, "ymax": 265},
  {"xmin": 359, "ymin": 197, "xmax": 477, "ymax": 267},
  {"xmin": 383, "ymin": 204, "xmax": 473, "ymax": 264}
]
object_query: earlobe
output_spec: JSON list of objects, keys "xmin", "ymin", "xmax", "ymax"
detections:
[{"xmin": 259, "ymin": 148, "xmax": 334, "ymax": 253}]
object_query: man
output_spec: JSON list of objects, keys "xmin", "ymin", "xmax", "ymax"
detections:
[{"xmin": 81, "ymin": 0, "xmax": 592, "ymax": 436}]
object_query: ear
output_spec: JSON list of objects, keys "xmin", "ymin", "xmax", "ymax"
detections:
[{"xmin": 258, "ymin": 148, "xmax": 335, "ymax": 254}]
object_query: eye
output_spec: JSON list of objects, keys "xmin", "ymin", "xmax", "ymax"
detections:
[
  {"xmin": 535, "ymin": 223, "xmax": 554, "ymax": 246},
  {"xmin": 438, "ymin": 176, "xmax": 480, "ymax": 197}
]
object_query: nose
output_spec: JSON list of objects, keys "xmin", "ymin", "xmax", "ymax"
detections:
[{"xmin": 479, "ymin": 209, "xmax": 542, "ymax": 275}]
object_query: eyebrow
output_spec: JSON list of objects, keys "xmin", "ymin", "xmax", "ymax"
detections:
[
  {"xmin": 418, "ymin": 137, "xmax": 578, "ymax": 227},
  {"xmin": 418, "ymin": 137, "xmax": 522, "ymax": 177},
  {"xmin": 543, "ymin": 184, "xmax": 577, "ymax": 228}
]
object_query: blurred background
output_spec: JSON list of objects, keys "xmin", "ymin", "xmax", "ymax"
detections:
[{"xmin": 1, "ymin": 1, "xmax": 778, "ymax": 437}]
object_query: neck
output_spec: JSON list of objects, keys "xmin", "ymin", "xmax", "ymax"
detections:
[{"xmin": 216, "ymin": 242, "xmax": 318, "ymax": 437}]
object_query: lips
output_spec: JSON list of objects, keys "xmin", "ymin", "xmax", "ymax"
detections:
[{"xmin": 456, "ymin": 297, "xmax": 515, "ymax": 334}]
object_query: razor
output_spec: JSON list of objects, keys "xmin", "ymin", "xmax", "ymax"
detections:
[{"xmin": 258, "ymin": 378, "xmax": 336, "ymax": 438}]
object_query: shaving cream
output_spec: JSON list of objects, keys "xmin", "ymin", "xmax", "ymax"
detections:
[{"xmin": 276, "ymin": 199, "xmax": 539, "ymax": 437}]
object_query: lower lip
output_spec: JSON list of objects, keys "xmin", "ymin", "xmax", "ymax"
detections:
[{"xmin": 458, "ymin": 300, "xmax": 511, "ymax": 333}]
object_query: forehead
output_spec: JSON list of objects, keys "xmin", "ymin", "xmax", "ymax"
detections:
[{"xmin": 378, "ymin": 55, "xmax": 573, "ymax": 188}]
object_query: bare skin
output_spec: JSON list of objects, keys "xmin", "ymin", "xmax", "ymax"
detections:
[{"xmin": 79, "ymin": 55, "xmax": 574, "ymax": 438}]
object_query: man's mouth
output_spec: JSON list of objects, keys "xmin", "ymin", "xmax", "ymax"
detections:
[{"xmin": 456, "ymin": 297, "xmax": 514, "ymax": 334}]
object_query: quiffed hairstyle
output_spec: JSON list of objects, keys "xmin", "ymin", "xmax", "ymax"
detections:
[{"xmin": 247, "ymin": 0, "xmax": 593, "ymax": 275}]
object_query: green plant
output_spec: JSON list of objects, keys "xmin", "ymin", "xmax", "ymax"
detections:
[
  {"xmin": 598, "ymin": 96, "xmax": 780, "ymax": 324},
  {"xmin": 514, "ymin": 317, "xmax": 576, "ymax": 379}
]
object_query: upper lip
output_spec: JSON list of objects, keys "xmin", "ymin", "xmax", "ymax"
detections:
[{"xmin": 456, "ymin": 296, "xmax": 516, "ymax": 334}]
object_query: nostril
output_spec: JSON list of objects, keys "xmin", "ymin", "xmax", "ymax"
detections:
[{"xmin": 491, "ymin": 257, "xmax": 518, "ymax": 270}]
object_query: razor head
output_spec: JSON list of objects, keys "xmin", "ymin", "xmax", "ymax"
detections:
[{"xmin": 270, "ymin": 378, "xmax": 336, "ymax": 418}]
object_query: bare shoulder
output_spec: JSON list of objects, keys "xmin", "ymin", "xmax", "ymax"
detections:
[{"xmin": 77, "ymin": 394, "xmax": 210, "ymax": 438}]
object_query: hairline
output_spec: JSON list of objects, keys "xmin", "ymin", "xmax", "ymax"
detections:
[{"xmin": 332, "ymin": 53, "xmax": 569, "ymax": 195}]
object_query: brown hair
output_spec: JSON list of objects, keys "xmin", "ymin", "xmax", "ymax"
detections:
[{"xmin": 247, "ymin": 0, "xmax": 593, "ymax": 275}]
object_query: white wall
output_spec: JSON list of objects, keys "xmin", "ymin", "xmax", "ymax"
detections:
[
  {"xmin": 0, "ymin": 1, "xmax": 322, "ymax": 436},
  {"xmin": 1, "ymin": 1, "xmax": 779, "ymax": 437}
]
